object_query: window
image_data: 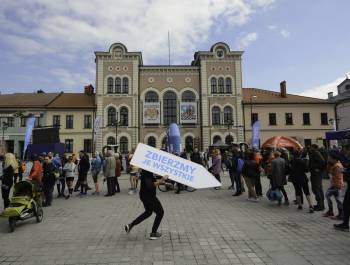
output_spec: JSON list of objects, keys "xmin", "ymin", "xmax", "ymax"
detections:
[
  {"xmin": 65, "ymin": 139, "xmax": 73, "ymax": 153},
  {"xmin": 285, "ymin": 113, "xmax": 293, "ymax": 125},
  {"xmin": 147, "ymin": 136, "xmax": 156, "ymax": 147},
  {"xmin": 107, "ymin": 136, "xmax": 116, "ymax": 145},
  {"xmin": 304, "ymin": 139, "xmax": 312, "ymax": 147},
  {"xmin": 84, "ymin": 115, "xmax": 92, "ymax": 129},
  {"xmin": 7, "ymin": 117, "xmax": 14, "ymax": 127},
  {"xmin": 223, "ymin": 106, "xmax": 233, "ymax": 125},
  {"xmin": 181, "ymin": 91, "xmax": 196, "ymax": 102},
  {"xmin": 225, "ymin": 135, "xmax": 234, "ymax": 145},
  {"xmin": 35, "ymin": 117, "xmax": 41, "ymax": 128},
  {"xmin": 212, "ymin": 106, "xmax": 221, "ymax": 125},
  {"xmin": 107, "ymin": 77, "xmax": 114, "ymax": 93},
  {"xmin": 161, "ymin": 137, "xmax": 167, "ymax": 149},
  {"xmin": 53, "ymin": 115, "xmax": 60, "ymax": 127},
  {"xmin": 83, "ymin": 139, "xmax": 92, "ymax": 153},
  {"xmin": 145, "ymin": 91, "xmax": 159, "ymax": 102},
  {"xmin": 120, "ymin": 107, "xmax": 128, "ymax": 126},
  {"xmin": 321, "ymin": 113, "xmax": 328, "ymax": 125},
  {"xmin": 269, "ymin": 113, "xmax": 276, "ymax": 125},
  {"xmin": 20, "ymin": 117, "xmax": 27, "ymax": 127},
  {"xmin": 225, "ymin": 78, "xmax": 232, "ymax": 93},
  {"xmin": 213, "ymin": 135, "xmax": 222, "ymax": 144},
  {"xmin": 211, "ymin": 77, "xmax": 217, "ymax": 94},
  {"xmin": 218, "ymin": 77, "xmax": 225, "ymax": 93},
  {"xmin": 119, "ymin": 136, "xmax": 128, "ymax": 154},
  {"xmin": 107, "ymin": 107, "xmax": 116, "ymax": 126},
  {"xmin": 251, "ymin": 113, "xmax": 258, "ymax": 126},
  {"xmin": 303, "ymin": 113, "xmax": 310, "ymax": 125},
  {"xmin": 115, "ymin": 77, "xmax": 121, "ymax": 93},
  {"xmin": 163, "ymin": 91, "xmax": 177, "ymax": 125},
  {"xmin": 185, "ymin": 136, "xmax": 194, "ymax": 152},
  {"xmin": 122, "ymin": 77, "xmax": 129, "ymax": 94},
  {"xmin": 66, "ymin": 115, "xmax": 74, "ymax": 129}
]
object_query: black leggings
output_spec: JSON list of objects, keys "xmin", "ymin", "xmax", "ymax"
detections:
[
  {"xmin": 131, "ymin": 197, "xmax": 164, "ymax": 233},
  {"xmin": 342, "ymin": 186, "xmax": 350, "ymax": 225}
]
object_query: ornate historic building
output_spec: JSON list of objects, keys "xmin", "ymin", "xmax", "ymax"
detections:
[{"xmin": 94, "ymin": 42, "xmax": 244, "ymax": 153}]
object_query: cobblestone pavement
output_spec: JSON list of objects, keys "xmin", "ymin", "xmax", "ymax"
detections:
[{"xmin": 0, "ymin": 172, "xmax": 349, "ymax": 265}]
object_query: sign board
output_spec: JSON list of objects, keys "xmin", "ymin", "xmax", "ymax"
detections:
[
  {"xmin": 180, "ymin": 102, "xmax": 197, "ymax": 124},
  {"xmin": 143, "ymin": 102, "xmax": 160, "ymax": 124},
  {"xmin": 252, "ymin": 120, "xmax": 261, "ymax": 148},
  {"xmin": 130, "ymin": 143, "xmax": 221, "ymax": 189}
]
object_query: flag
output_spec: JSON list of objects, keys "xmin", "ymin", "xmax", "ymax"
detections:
[
  {"xmin": 252, "ymin": 120, "xmax": 261, "ymax": 148},
  {"xmin": 23, "ymin": 117, "xmax": 36, "ymax": 159}
]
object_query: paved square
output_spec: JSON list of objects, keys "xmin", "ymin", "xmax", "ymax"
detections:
[{"xmin": 0, "ymin": 173, "xmax": 349, "ymax": 265}]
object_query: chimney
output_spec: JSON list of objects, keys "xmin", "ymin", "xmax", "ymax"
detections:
[
  {"xmin": 280, "ymin": 81, "xmax": 287, "ymax": 98},
  {"xmin": 328, "ymin": 92, "xmax": 333, "ymax": 99},
  {"xmin": 84, "ymin": 84, "xmax": 94, "ymax": 95}
]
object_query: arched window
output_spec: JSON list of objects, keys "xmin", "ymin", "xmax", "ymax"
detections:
[
  {"xmin": 107, "ymin": 77, "xmax": 114, "ymax": 93},
  {"xmin": 145, "ymin": 91, "xmax": 159, "ymax": 102},
  {"xmin": 107, "ymin": 107, "xmax": 116, "ymax": 126},
  {"xmin": 213, "ymin": 135, "xmax": 222, "ymax": 144},
  {"xmin": 163, "ymin": 91, "xmax": 177, "ymax": 125},
  {"xmin": 119, "ymin": 137, "xmax": 128, "ymax": 154},
  {"xmin": 185, "ymin": 136, "xmax": 194, "ymax": 152},
  {"xmin": 161, "ymin": 137, "xmax": 167, "ymax": 150},
  {"xmin": 120, "ymin": 107, "xmax": 128, "ymax": 126},
  {"xmin": 212, "ymin": 106, "xmax": 221, "ymax": 125},
  {"xmin": 122, "ymin": 77, "xmax": 129, "ymax": 94},
  {"xmin": 211, "ymin": 77, "xmax": 217, "ymax": 94},
  {"xmin": 181, "ymin": 90, "xmax": 196, "ymax": 102},
  {"xmin": 218, "ymin": 77, "xmax": 225, "ymax": 93},
  {"xmin": 147, "ymin": 136, "xmax": 156, "ymax": 147},
  {"xmin": 225, "ymin": 135, "xmax": 234, "ymax": 145},
  {"xmin": 107, "ymin": 136, "xmax": 116, "ymax": 145},
  {"xmin": 115, "ymin": 77, "xmax": 121, "ymax": 93},
  {"xmin": 223, "ymin": 106, "xmax": 233, "ymax": 125},
  {"xmin": 225, "ymin": 78, "xmax": 232, "ymax": 93}
]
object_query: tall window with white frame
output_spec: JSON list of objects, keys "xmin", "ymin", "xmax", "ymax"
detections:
[
  {"xmin": 66, "ymin": 115, "xmax": 73, "ymax": 129},
  {"xmin": 225, "ymin": 78, "xmax": 232, "ymax": 93},
  {"xmin": 119, "ymin": 136, "xmax": 128, "ymax": 154},
  {"xmin": 119, "ymin": 107, "xmax": 128, "ymax": 126},
  {"xmin": 212, "ymin": 106, "xmax": 221, "ymax": 125},
  {"xmin": 84, "ymin": 115, "xmax": 92, "ymax": 129},
  {"xmin": 211, "ymin": 77, "xmax": 217, "ymax": 94},
  {"xmin": 107, "ymin": 77, "xmax": 114, "ymax": 94},
  {"xmin": 147, "ymin": 136, "xmax": 156, "ymax": 147},
  {"xmin": 122, "ymin": 77, "xmax": 129, "ymax": 94},
  {"xmin": 218, "ymin": 77, "xmax": 225, "ymax": 93},
  {"xmin": 107, "ymin": 107, "xmax": 116, "ymax": 126},
  {"xmin": 223, "ymin": 106, "xmax": 233, "ymax": 124},
  {"xmin": 145, "ymin": 91, "xmax": 159, "ymax": 102},
  {"xmin": 163, "ymin": 91, "xmax": 177, "ymax": 125},
  {"xmin": 65, "ymin": 139, "xmax": 73, "ymax": 153},
  {"xmin": 53, "ymin": 115, "xmax": 60, "ymax": 127},
  {"xmin": 115, "ymin": 77, "xmax": 121, "ymax": 93}
]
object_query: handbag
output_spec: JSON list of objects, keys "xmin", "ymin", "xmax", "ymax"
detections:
[{"xmin": 266, "ymin": 187, "xmax": 283, "ymax": 201}]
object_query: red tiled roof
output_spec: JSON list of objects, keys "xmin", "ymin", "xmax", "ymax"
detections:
[
  {"xmin": 0, "ymin": 93, "xmax": 60, "ymax": 108},
  {"xmin": 47, "ymin": 93, "xmax": 95, "ymax": 108}
]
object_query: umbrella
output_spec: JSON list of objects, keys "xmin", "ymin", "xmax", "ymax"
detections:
[{"xmin": 262, "ymin": 136, "xmax": 303, "ymax": 150}]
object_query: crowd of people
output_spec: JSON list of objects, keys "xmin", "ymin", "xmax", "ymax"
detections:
[{"xmin": 0, "ymin": 143, "xmax": 349, "ymax": 235}]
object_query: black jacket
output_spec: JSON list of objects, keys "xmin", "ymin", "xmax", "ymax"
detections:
[
  {"xmin": 190, "ymin": 152, "xmax": 202, "ymax": 165},
  {"xmin": 2, "ymin": 165, "xmax": 14, "ymax": 187},
  {"xmin": 139, "ymin": 170, "xmax": 156, "ymax": 200},
  {"xmin": 309, "ymin": 150, "xmax": 326, "ymax": 171},
  {"xmin": 78, "ymin": 155, "xmax": 90, "ymax": 175},
  {"xmin": 289, "ymin": 158, "xmax": 308, "ymax": 184},
  {"xmin": 43, "ymin": 163, "xmax": 56, "ymax": 186},
  {"xmin": 242, "ymin": 160, "xmax": 260, "ymax": 178}
]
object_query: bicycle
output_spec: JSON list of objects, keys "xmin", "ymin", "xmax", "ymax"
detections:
[{"xmin": 158, "ymin": 179, "xmax": 196, "ymax": 193}]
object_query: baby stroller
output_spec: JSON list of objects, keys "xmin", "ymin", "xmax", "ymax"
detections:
[{"xmin": 2, "ymin": 180, "xmax": 43, "ymax": 232}]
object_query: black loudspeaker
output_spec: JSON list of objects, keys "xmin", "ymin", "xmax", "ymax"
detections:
[{"xmin": 32, "ymin": 127, "xmax": 60, "ymax": 144}]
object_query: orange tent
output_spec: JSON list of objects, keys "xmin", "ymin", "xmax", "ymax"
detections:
[{"xmin": 262, "ymin": 136, "xmax": 303, "ymax": 150}]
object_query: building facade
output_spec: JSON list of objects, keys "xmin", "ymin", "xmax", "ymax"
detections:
[
  {"xmin": 94, "ymin": 42, "xmax": 244, "ymax": 153},
  {"xmin": 243, "ymin": 82, "xmax": 335, "ymax": 147},
  {"xmin": 329, "ymin": 77, "xmax": 350, "ymax": 131}
]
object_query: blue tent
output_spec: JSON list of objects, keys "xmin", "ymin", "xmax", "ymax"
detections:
[{"xmin": 325, "ymin": 129, "xmax": 350, "ymax": 140}]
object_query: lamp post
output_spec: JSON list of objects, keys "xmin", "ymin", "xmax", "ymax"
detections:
[
  {"xmin": 2, "ymin": 121, "xmax": 9, "ymax": 152},
  {"xmin": 250, "ymin": 95, "xmax": 257, "ymax": 127}
]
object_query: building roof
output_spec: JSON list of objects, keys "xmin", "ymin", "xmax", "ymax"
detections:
[
  {"xmin": 242, "ymin": 88, "xmax": 330, "ymax": 104},
  {"xmin": 46, "ymin": 92, "xmax": 95, "ymax": 109},
  {"xmin": 0, "ymin": 93, "xmax": 60, "ymax": 108}
]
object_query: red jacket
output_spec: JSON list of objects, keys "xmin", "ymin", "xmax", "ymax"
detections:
[{"xmin": 30, "ymin": 161, "xmax": 43, "ymax": 184}]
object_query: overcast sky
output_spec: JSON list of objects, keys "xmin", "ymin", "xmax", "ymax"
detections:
[{"xmin": 0, "ymin": 0, "xmax": 349, "ymax": 98}]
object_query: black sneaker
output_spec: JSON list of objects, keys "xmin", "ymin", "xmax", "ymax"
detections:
[
  {"xmin": 124, "ymin": 224, "xmax": 131, "ymax": 234},
  {"xmin": 149, "ymin": 232, "xmax": 162, "ymax": 240},
  {"xmin": 313, "ymin": 205, "xmax": 325, "ymax": 211},
  {"xmin": 297, "ymin": 205, "xmax": 302, "ymax": 210},
  {"xmin": 334, "ymin": 223, "xmax": 349, "ymax": 232}
]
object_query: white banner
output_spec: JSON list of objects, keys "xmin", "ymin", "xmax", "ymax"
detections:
[
  {"xmin": 180, "ymin": 102, "xmax": 197, "ymax": 124},
  {"xmin": 93, "ymin": 116, "xmax": 101, "ymax": 143},
  {"xmin": 143, "ymin": 102, "xmax": 160, "ymax": 124},
  {"xmin": 130, "ymin": 143, "xmax": 221, "ymax": 189}
]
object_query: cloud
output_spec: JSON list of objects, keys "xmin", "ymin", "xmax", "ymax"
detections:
[
  {"xmin": 236, "ymin": 32, "xmax": 258, "ymax": 49},
  {"xmin": 49, "ymin": 68, "xmax": 90, "ymax": 89},
  {"xmin": 299, "ymin": 71, "xmax": 350, "ymax": 99},
  {"xmin": 0, "ymin": 0, "xmax": 275, "ymax": 89},
  {"xmin": 280, "ymin": 29, "xmax": 290, "ymax": 39}
]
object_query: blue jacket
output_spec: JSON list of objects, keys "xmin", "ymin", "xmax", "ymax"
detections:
[{"xmin": 91, "ymin": 156, "xmax": 102, "ymax": 173}]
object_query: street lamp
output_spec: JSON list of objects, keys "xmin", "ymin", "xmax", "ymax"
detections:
[
  {"xmin": 250, "ymin": 95, "xmax": 257, "ymax": 127},
  {"xmin": 1, "ymin": 121, "xmax": 9, "ymax": 152}
]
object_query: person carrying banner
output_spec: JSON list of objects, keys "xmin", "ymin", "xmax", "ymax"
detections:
[{"xmin": 124, "ymin": 170, "xmax": 167, "ymax": 240}]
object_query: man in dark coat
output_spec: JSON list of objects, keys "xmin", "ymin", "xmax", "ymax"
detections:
[
  {"xmin": 78, "ymin": 151, "xmax": 90, "ymax": 196},
  {"xmin": 42, "ymin": 156, "xmax": 56, "ymax": 207},
  {"xmin": 271, "ymin": 151, "xmax": 289, "ymax": 205},
  {"xmin": 309, "ymin": 144, "xmax": 326, "ymax": 211}
]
